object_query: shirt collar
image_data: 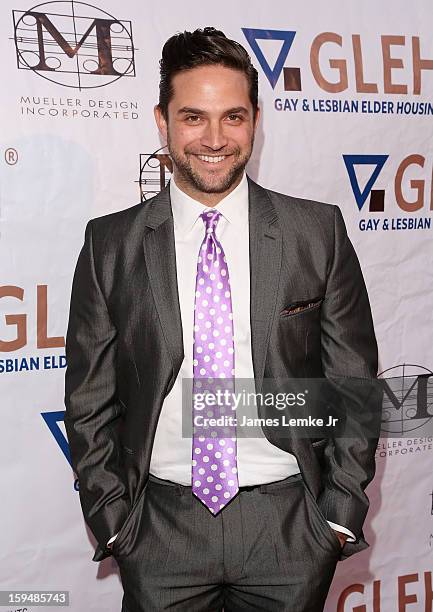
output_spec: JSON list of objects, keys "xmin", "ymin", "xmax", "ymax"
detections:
[{"xmin": 170, "ymin": 172, "xmax": 248, "ymax": 235}]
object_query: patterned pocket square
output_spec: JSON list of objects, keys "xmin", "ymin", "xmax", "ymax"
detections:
[{"xmin": 280, "ymin": 297, "xmax": 324, "ymax": 317}]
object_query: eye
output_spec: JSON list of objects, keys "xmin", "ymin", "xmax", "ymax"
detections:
[
  {"xmin": 185, "ymin": 115, "xmax": 201, "ymax": 123},
  {"xmin": 227, "ymin": 114, "xmax": 243, "ymax": 122}
]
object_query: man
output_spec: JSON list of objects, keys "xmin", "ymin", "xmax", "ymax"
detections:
[{"xmin": 64, "ymin": 27, "xmax": 380, "ymax": 611}]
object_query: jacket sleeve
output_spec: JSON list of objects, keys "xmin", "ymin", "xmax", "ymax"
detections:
[
  {"xmin": 317, "ymin": 205, "xmax": 382, "ymax": 544},
  {"xmin": 64, "ymin": 220, "xmax": 130, "ymax": 558}
]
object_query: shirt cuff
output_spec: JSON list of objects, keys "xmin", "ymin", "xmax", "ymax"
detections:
[
  {"xmin": 107, "ymin": 532, "xmax": 119, "ymax": 547},
  {"xmin": 326, "ymin": 521, "xmax": 356, "ymax": 543}
]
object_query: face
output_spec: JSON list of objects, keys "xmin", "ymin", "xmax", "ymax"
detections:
[{"xmin": 154, "ymin": 64, "xmax": 260, "ymax": 205}]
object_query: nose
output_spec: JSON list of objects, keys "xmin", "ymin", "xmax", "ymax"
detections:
[{"xmin": 200, "ymin": 119, "xmax": 228, "ymax": 151}]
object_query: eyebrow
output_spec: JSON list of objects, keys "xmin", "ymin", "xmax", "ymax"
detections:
[{"xmin": 177, "ymin": 106, "xmax": 250, "ymax": 116}]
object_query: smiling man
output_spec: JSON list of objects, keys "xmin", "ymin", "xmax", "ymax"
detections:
[{"xmin": 64, "ymin": 27, "xmax": 380, "ymax": 611}]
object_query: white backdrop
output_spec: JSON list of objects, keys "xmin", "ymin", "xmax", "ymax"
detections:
[{"xmin": 1, "ymin": 1, "xmax": 432, "ymax": 610}]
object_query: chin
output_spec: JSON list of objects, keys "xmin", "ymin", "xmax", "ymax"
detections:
[
  {"xmin": 199, "ymin": 177, "xmax": 231, "ymax": 192},
  {"xmin": 194, "ymin": 168, "xmax": 244, "ymax": 194}
]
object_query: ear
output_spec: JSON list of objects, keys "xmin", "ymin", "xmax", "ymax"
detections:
[{"xmin": 154, "ymin": 105, "xmax": 168, "ymax": 141}]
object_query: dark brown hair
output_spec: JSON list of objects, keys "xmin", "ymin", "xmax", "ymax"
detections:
[{"xmin": 158, "ymin": 27, "xmax": 258, "ymax": 120}]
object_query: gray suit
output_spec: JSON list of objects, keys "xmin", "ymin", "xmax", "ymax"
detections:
[{"xmin": 64, "ymin": 177, "xmax": 380, "ymax": 610}]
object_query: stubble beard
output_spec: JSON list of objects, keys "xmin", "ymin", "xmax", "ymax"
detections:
[{"xmin": 167, "ymin": 134, "xmax": 254, "ymax": 195}]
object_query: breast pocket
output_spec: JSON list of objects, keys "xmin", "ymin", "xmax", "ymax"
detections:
[{"xmin": 279, "ymin": 297, "xmax": 324, "ymax": 318}]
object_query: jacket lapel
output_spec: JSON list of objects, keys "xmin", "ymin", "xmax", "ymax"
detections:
[
  {"xmin": 248, "ymin": 177, "xmax": 282, "ymax": 393},
  {"xmin": 142, "ymin": 185, "xmax": 184, "ymax": 376}
]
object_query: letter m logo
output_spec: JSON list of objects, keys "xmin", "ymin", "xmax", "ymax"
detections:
[{"xmin": 13, "ymin": 3, "xmax": 135, "ymax": 89}]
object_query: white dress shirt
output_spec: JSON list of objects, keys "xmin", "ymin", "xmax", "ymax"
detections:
[{"xmin": 107, "ymin": 173, "xmax": 355, "ymax": 546}]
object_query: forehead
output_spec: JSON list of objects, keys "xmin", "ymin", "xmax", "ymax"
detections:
[{"xmin": 169, "ymin": 64, "xmax": 251, "ymax": 111}]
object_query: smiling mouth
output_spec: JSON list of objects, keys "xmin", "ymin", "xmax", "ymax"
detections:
[{"xmin": 194, "ymin": 154, "xmax": 228, "ymax": 164}]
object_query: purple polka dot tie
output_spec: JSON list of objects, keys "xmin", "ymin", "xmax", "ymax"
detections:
[{"xmin": 191, "ymin": 209, "xmax": 239, "ymax": 515}]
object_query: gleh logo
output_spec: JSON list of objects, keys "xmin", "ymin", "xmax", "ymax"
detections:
[
  {"xmin": 243, "ymin": 28, "xmax": 433, "ymax": 119},
  {"xmin": 343, "ymin": 153, "xmax": 433, "ymax": 231},
  {"xmin": 42, "ymin": 410, "xmax": 71, "ymax": 465},
  {"xmin": 12, "ymin": 1, "xmax": 135, "ymax": 90},
  {"xmin": 343, "ymin": 154, "xmax": 389, "ymax": 212},
  {"xmin": 242, "ymin": 28, "xmax": 300, "ymax": 91},
  {"xmin": 42, "ymin": 410, "xmax": 80, "ymax": 490}
]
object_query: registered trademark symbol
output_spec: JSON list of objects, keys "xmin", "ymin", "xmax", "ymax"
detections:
[{"xmin": 5, "ymin": 148, "xmax": 18, "ymax": 165}]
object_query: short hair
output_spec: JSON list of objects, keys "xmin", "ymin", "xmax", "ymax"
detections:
[{"xmin": 158, "ymin": 27, "xmax": 258, "ymax": 120}]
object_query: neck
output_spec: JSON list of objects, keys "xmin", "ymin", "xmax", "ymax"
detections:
[{"xmin": 172, "ymin": 170, "xmax": 244, "ymax": 207}]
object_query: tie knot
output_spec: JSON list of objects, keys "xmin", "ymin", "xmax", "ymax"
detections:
[{"xmin": 201, "ymin": 209, "xmax": 221, "ymax": 234}]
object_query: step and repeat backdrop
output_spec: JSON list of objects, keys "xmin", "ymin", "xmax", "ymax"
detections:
[{"xmin": 1, "ymin": 1, "xmax": 432, "ymax": 610}]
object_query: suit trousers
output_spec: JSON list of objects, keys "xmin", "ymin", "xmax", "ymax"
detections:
[{"xmin": 115, "ymin": 472, "xmax": 341, "ymax": 612}]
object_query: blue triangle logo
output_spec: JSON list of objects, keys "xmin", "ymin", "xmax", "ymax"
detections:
[
  {"xmin": 242, "ymin": 28, "xmax": 296, "ymax": 89},
  {"xmin": 343, "ymin": 154, "xmax": 389, "ymax": 210},
  {"xmin": 42, "ymin": 410, "xmax": 71, "ymax": 467}
]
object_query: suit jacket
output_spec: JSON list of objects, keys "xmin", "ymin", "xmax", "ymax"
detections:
[{"xmin": 64, "ymin": 176, "xmax": 381, "ymax": 564}]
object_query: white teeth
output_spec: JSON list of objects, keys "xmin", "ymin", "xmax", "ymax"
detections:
[{"xmin": 197, "ymin": 155, "xmax": 226, "ymax": 163}]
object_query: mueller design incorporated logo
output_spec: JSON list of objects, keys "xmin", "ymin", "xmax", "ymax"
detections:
[
  {"xmin": 12, "ymin": 1, "xmax": 135, "ymax": 90},
  {"xmin": 376, "ymin": 364, "xmax": 433, "ymax": 460},
  {"xmin": 243, "ymin": 27, "xmax": 433, "ymax": 116},
  {"xmin": 343, "ymin": 154, "xmax": 433, "ymax": 232},
  {"xmin": 380, "ymin": 364, "xmax": 433, "ymax": 435},
  {"xmin": 138, "ymin": 147, "xmax": 173, "ymax": 202}
]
